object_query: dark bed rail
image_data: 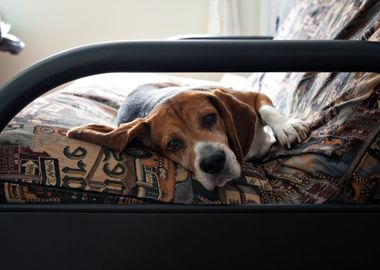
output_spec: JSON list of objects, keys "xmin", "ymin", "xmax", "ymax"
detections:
[
  {"xmin": 0, "ymin": 203, "xmax": 379, "ymax": 270},
  {"xmin": 0, "ymin": 40, "xmax": 379, "ymax": 131},
  {"xmin": 1, "ymin": 204, "xmax": 380, "ymax": 213}
]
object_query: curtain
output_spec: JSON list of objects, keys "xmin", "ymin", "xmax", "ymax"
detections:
[{"xmin": 208, "ymin": 0, "xmax": 241, "ymax": 35}]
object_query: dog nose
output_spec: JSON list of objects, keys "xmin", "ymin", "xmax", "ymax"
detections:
[{"xmin": 200, "ymin": 150, "xmax": 226, "ymax": 174}]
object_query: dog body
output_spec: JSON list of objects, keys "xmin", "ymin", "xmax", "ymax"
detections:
[{"xmin": 68, "ymin": 83, "xmax": 309, "ymax": 190}]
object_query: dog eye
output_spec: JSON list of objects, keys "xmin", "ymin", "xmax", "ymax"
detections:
[
  {"xmin": 202, "ymin": 113, "xmax": 217, "ymax": 128},
  {"xmin": 167, "ymin": 139, "xmax": 183, "ymax": 152}
]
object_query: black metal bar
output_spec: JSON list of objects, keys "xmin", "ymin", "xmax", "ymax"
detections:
[
  {"xmin": 0, "ymin": 206, "xmax": 379, "ymax": 269},
  {"xmin": 0, "ymin": 40, "xmax": 379, "ymax": 132},
  {"xmin": 0, "ymin": 203, "xmax": 379, "ymax": 213}
]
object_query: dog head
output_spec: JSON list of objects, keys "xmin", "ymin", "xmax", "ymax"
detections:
[{"xmin": 67, "ymin": 89, "xmax": 256, "ymax": 191}]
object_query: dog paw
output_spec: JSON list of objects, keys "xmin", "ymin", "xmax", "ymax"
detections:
[{"xmin": 272, "ymin": 119, "xmax": 310, "ymax": 148}]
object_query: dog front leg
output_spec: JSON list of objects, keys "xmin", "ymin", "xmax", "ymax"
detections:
[{"xmin": 258, "ymin": 105, "xmax": 310, "ymax": 148}]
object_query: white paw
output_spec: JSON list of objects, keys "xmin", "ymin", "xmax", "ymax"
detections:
[{"xmin": 272, "ymin": 119, "xmax": 310, "ymax": 148}]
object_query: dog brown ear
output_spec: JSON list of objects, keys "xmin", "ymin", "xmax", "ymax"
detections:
[
  {"xmin": 209, "ymin": 89, "xmax": 256, "ymax": 162},
  {"xmin": 66, "ymin": 119, "xmax": 150, "ymax": 152}
]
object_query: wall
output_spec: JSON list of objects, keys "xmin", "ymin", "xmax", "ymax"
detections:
[{"xmin": 0, "ymin": 0, "xmax": 260, "ymax": 85}]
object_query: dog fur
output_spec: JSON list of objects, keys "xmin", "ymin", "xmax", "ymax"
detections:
[{"xmin": 67, "ymin": 84, "xmax": 309, "ymax": 190}]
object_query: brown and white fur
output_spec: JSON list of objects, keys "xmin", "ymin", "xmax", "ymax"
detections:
[{"xmin": 67, "ymin": 84, "xmax": 309, "ymax": 191}]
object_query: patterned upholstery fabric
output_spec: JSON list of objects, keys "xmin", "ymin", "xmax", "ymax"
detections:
[
  {"xmin": 246, "ymin": 0, "xmax": 380, "ymax": 114},
  {"xmin": 244, "ymin": 0, "xmax": 380, "ymax": 203},
  {"xmin": 0, "ymin": 1, "xmax": 379, "ymax": 204}
]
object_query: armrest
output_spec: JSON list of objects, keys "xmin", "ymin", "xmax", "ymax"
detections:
[{"xmin": 0, "ymin": 40, "xmax": 379, "ymax": 131}]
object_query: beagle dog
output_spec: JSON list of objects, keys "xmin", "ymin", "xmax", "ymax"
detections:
[{"xmin": 67, "ymin": 83, "xmax": 309, "ymax": 191}]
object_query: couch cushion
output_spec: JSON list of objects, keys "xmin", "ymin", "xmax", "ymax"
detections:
[{"xmin": 0, "ymin": 74, "xmax": 265, "ymax": 205}]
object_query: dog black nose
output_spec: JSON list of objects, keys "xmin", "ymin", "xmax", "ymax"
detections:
[{"xmin": 200, "ymin": 150, "xmax": 226, "ymax": 174}]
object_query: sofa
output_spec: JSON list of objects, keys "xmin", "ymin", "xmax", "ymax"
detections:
[
  {"xmin": 1, "ymin": 0, "xmax": 379, "ymax": 205},
  {"xmin": 0, "ymin": 1, "xmax": 379, "ymax": 268}
]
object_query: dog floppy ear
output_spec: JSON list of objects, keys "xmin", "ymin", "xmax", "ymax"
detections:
[
  {"xmin": 209, "ymin": 89, "xmax": 256, "ymax": 162},
  {"xmin": 66, "ymin": 119, "xmax": 150, "ymax": 152}
]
